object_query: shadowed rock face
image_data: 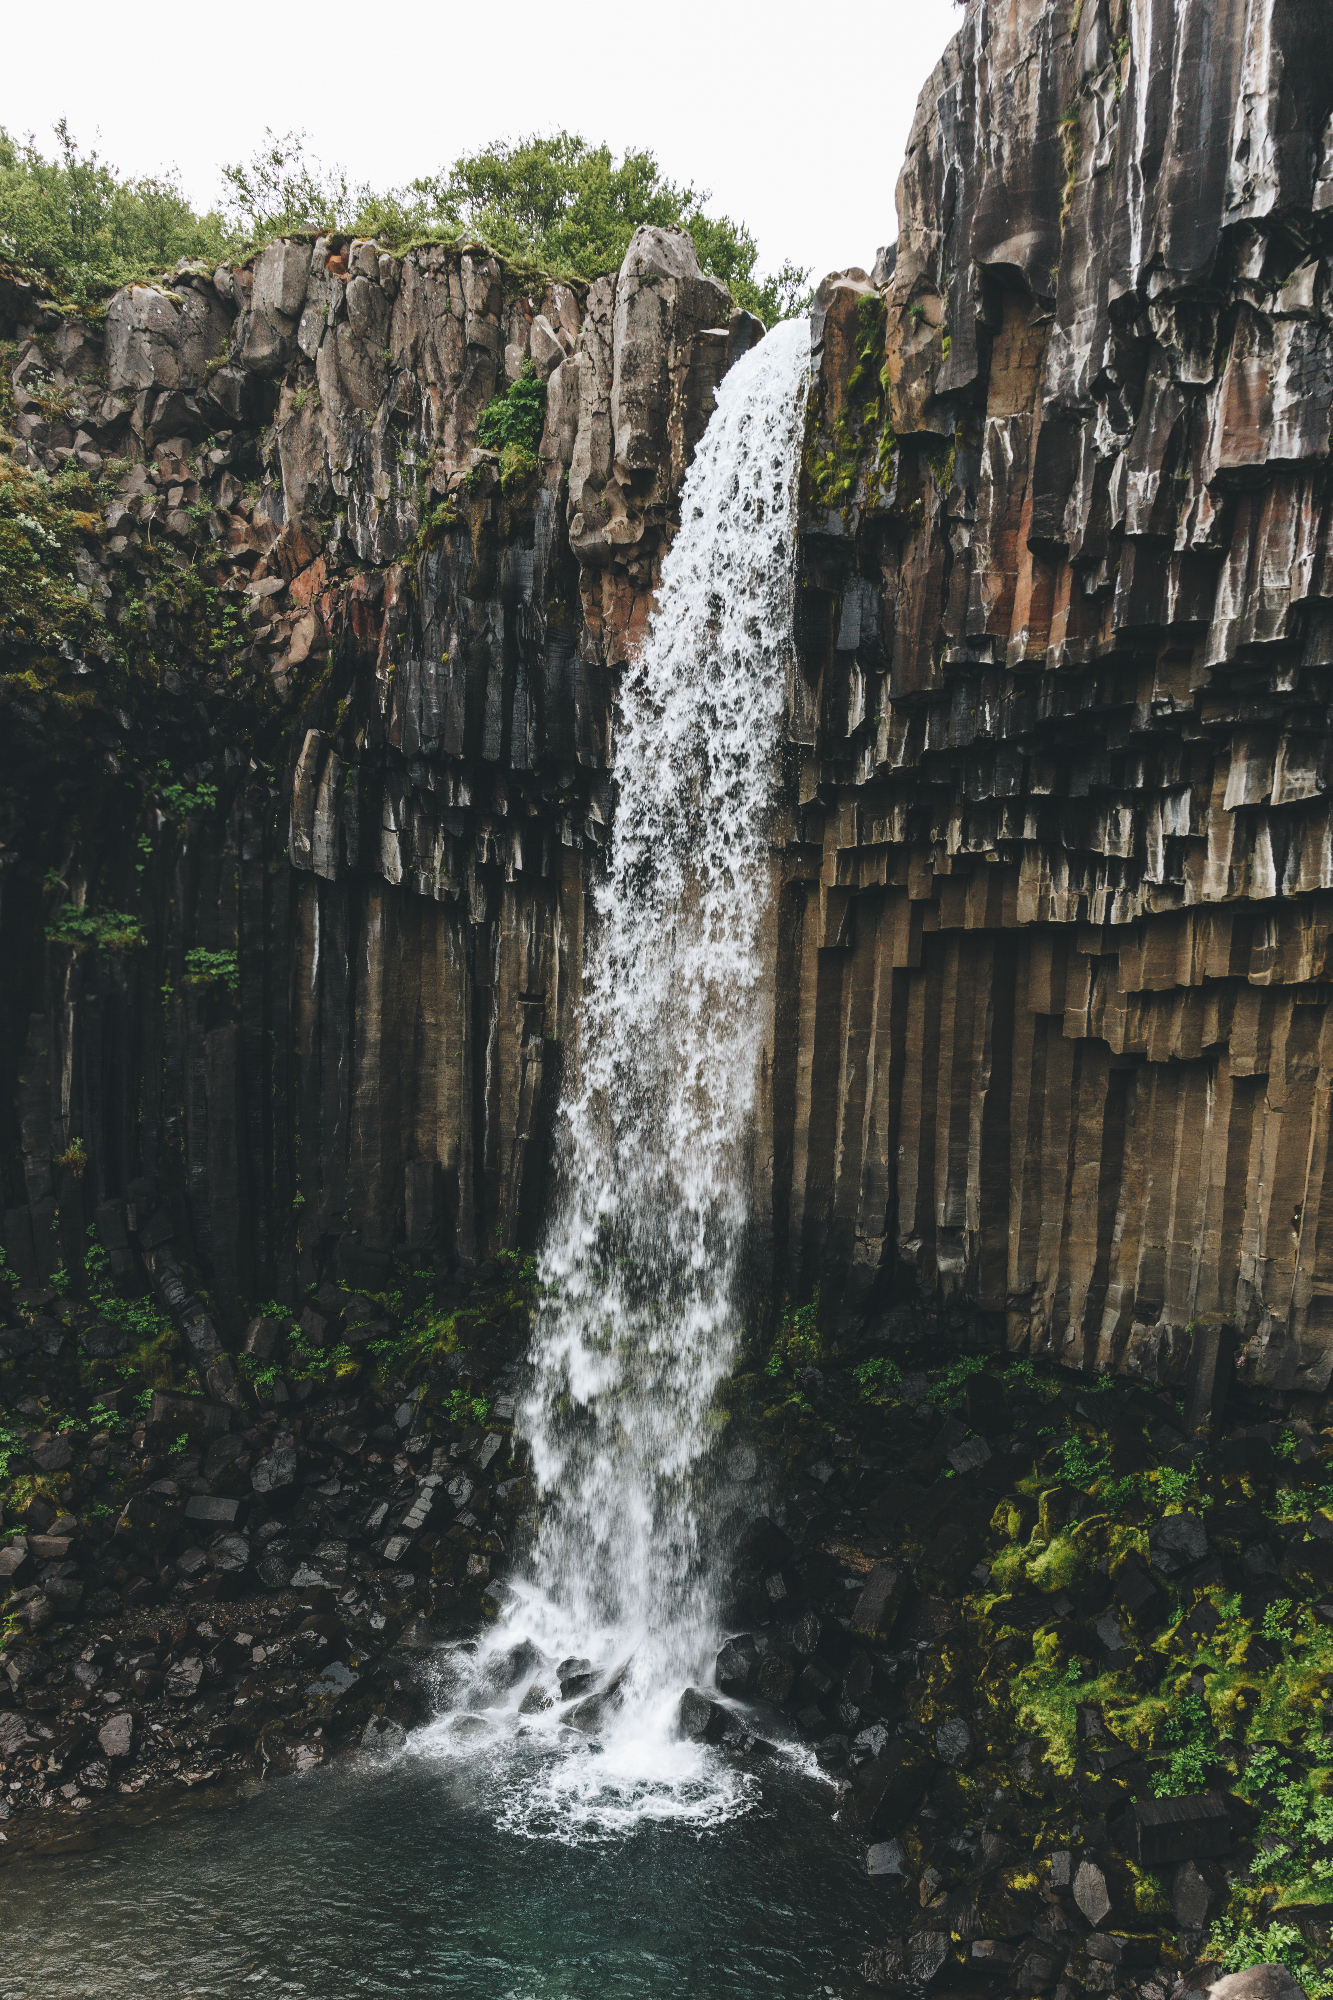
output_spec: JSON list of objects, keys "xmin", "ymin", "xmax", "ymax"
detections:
[
  {"xmin": 781, "ymin": 0, "xmax": 1333, "ymax": 1392},
  {"xmin": 2, "ymin": 0, "xmax": 1332, "ymax": 1400}
]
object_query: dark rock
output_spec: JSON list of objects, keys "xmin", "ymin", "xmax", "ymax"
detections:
[
  {"xmin": 517, "ymin": 1681, "xmax": 553, "ymax": 1715},
  {"xmin": 851, "ymin": 1563, "xmax": 907, "ymax": 1638},
  {"xmin": 715, "ymin": 1634, "xmax": 758, "ymax": 1694},
  {"xmin": 677, "ymin": 1686, "xmax": 729, "ymax": 1743},
  {"xmin": 30, "ymin": 1437, "xmax": 73, "ymax": 1473},
  {"xmin": 1150, "ymin": 1514, "xmax": 1208, "ymax": 1577},
  {"xmin": 755, "ymin": 1656, "xmax": 795, "ymax": 1705},
  {"xmin": 853, "ymin": 1740, "xmax": 934, "ymax": 1834},
  {"xmin": 1134, "ymin": 1792, "xmax": 1231, "ymax": 1866},
  {"xmin": 935, "ymin": 1717, "xmax": 971, "ymax": 1765},
  {"xmin": 81, "ymin": 1323, "xmax": 128, "ymax": 1358},
  {"xmin": 1073, "ymin": 1858, "xmax": 1111, "ymax": 1926},
  {"xmin": 185, "ymin": 1495, "xmax": 240, "ymax": 1526},
  {"xmin": 251, "ymin": 1446, "xmax": 298, "ymax": 1495},
  {"xmin": 556, "ymin": 1656, "xmax": 594, "ymax": 1700},
  {"xmin": 1174, "ymin": 1857, "xmax": 1227, "ymax": 1928}
]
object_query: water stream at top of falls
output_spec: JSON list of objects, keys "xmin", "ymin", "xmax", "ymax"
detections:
[{"xmin": 417, "ymin": 314, "xmax": 812, "ymax": 1839}]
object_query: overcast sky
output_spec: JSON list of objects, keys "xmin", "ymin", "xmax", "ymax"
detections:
[{"xmin": 3, "ymin": 0, "xmax": 963, "ymax": 289}]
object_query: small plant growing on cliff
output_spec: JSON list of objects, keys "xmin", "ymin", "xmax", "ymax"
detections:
[
  {"xmin": 45, "ymin": 903, "xmax": 146, "ymax": 952},
  {"xmin": 476, "ymin": 363, "xmax": 547, "ymax": 457},
  {"xmin": 53, "ymin": 1136, "xmax": 87, "ymax": 1178},
  {"xmin": 183, "ymin": 946, "xmax": 239, "ymax": 996}
]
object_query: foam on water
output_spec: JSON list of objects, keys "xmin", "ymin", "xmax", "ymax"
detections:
[{"xmin": 423, "ymin": 314, "xmax": 812, "ymax": 1837}]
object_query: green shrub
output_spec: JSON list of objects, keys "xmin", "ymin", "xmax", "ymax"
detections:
[{"xmin": 0, "ymin": 120, "xmax": 234, "ymax": 302}]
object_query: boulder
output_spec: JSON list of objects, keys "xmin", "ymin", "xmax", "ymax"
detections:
[
  {"xmin": 677, "ymin": 1686, "xmax": 729, "ymax": 1744},
  {"xmin": 1134, "ymin": 1792, "xmax": 1231, "ymax": 1865},
  {"xmin": 1149, "ymin": 1514, "xmax": 1208, "ymax": 1577},
  {"xmin": 97, "ymin": 1712, "xmax": 134, "ymax": 1761},
  {"xmin": 851, "ymin": 1563, "xmax": 908, "ymax": 1638},
  {"xmin": 1073, "ymin": 1858, "xmax": 1112, "ymax": 1926}
]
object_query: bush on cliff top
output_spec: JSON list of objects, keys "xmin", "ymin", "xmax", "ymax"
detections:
[
  {"xmin": 0, "ymin": 120, "xmax": 233, "ymax": 303},
  {"xmin": 1, "ymin": 121, "xmax": 808, "ymax": 323}
]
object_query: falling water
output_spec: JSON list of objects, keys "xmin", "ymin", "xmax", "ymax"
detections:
[{"xmin": 420, "ymin": 313, "xmax": 811, "ymax": 1836}]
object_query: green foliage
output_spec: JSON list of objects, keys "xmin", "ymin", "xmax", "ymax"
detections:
[
  {"xmin": 1157, "ymin": 1466, "xmax": 1192, "ymax": 1506},
  {"xmin": 45, "ymin": 901, "xmax": 146, "ymax": 952},
  {"xmin": 0, "ymin": 1416, "xmax": 18, "ymax": 1483},
  {"xmin": 926, "ymin": 1352, "xmax": 988, "ymax": 1412},
  {"xmin": 0, "ymin": 120, "xmax": 234, "ymax": 302},
  {"xmin": 159, "ymin": 777, "xmax": 219, "ymax": 817},
  {"xmin": 443, "ymin": 1389, "xmax": 491, "ymax": 1428},
  {"xmin": 1059, "ymin": 1434, "xmax": 1104, "ymax": 1486},
  {"xmin": 183, "ymin": 946, "xmax": 239, "ymax": 996},
  {"xmin": 1264, "ymin": 1598, "xmax": 1295, "ymax": 1642},
  {"xmin": 1275, "ymin": 1430, "xmax": 1300, "ymax": 1464},
  {"xmin": 476, "ymin": 363, "xmax": 548, "ymax": 454},
  {"xmin": 852, "ymin": 1355, "xmax": 903, "ymax": 1397},
  {"xmin": 1210, "ymin": 1918, "xmax": 1312, "ymax": 1977},
  {"xmin": 423, "ymin": 130, "xmax": 809, "ymax": 322},
  {"xmin": 766, "ymin": 1288, "xmax": 823, "ymax": 1378},
  {"xmin": 1155, "ymin": 1692, "xmax": 1217, "ymax": 1796}
]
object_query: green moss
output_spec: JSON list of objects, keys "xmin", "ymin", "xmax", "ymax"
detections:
[
  {"xmin": 802, "ymin": 290, "xmax": 897, "ymax": 525},
  {"xmin": 45, "ymin": 902, "xmax": 146, "ymax": 951}
]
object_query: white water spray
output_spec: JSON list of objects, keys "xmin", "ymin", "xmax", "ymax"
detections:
[{"xmin": 419, "ymin": 314, "xmax": 810, "ymax": 1835}]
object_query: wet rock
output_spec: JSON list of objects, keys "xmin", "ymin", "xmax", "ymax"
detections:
[
  {"xmin": 715, "ymin": 1635, "xmax": 758, "ymax": 1694},
  {"xmin": 361, "ymin": 1715, "xmax": 407, "ymax": 1755},
  {"xmin": 867, "ymin": 1837, "xmax": 908, "ymax": 1877},
  {"xmin": 677, "ymin": 1686, "xmax": 729, "ymax": 1744},
  {"xmin": 518, "ymin": 1681, "xmax": 554, "ymax": 1715},
  {"xmin": 556, "ymin": 1657, "xmax": 595, "ymax": 1700},
  {"xmin": 853, "ymin": 1740, "xmax": 934, "ymax": 1834},
  {"xmin": 484, "ymin": 1640, "xmax": 544, "ymax": 1693},
  {"xmin": 251, "ymin": 1445, "xmax": 298, "ymax": 1495},
  {"xmin": 1073, "ymin": 1858, "xmax": 1111, "ymax": 1926},
  {"xmin": 756, "ymin": 1656, "xmax": 795, "ymax": 1705}
]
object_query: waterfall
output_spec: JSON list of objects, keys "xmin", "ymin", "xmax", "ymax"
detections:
[{"xmin": 422, "ymin": 313, "xmax": 810, "ymax": 1835}]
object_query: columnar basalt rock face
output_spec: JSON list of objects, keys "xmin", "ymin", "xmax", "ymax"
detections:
[
  {"xmin": 780, "ymin": 0, "xmax": 1333, "ymax": 1390},
  {"xmin": 0, "ymin": 225, "xmax": 742, "ymax": 1336}
]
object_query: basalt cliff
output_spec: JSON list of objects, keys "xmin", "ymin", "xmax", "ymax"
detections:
[{"xmin": 2, "ymin": 0, "xmax": 1333, "ymax": 1410}]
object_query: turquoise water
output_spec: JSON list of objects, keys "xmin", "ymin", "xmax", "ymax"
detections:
[{"xmin": 0, "ymin": 1737, "xmax": 884, "ymax": 1998}]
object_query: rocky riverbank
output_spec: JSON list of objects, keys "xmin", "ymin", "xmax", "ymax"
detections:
[
  {"xmin": 710, "ymin": 1315, "xmax": 1333, "ymax": 1997},
  {"xmin": 0, "ymin": 1228, "xmax": 536, "ymax": 1844}
]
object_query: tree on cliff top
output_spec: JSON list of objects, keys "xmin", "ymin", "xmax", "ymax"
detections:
[
  {"xmin": 0, "ymin": 121, "xmax": 232, "ymax": 302},
  {"xmin": 0, "ymin": 121, "xmax": 807, "ymax": 322},
  {"xmin": 220, "ymin": 128, "xmax": 809, "ymax": 324}
]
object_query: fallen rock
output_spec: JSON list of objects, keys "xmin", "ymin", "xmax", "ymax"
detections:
[
  {"xmin": 1073, "ymin": 1858, "xmax": 1111, "ymax": 1926},
  {"xmin": 851, "ymin": 1563, "xmax": 907, "ymax": 1638},
  {"xmin": 677, "ymin": 1686, "xmax": 729, "ymax": 1743},
  {"xmin": 97, "ymin": 1712, "xmax": 134, "ymax": 1761},
  {"xmin": 1134, "ymin": 1792, "xmax": 1231, "ymax": 1866}
]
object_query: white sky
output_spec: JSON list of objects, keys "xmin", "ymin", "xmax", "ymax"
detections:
[{"xmin": 2, "ymin": 0, "xmax": 963, "ymax": 290}]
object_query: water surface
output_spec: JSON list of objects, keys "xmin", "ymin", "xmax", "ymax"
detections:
[{"xmin": 2, "ymin": 1735, "xmax": 884, "ymax": 1998}]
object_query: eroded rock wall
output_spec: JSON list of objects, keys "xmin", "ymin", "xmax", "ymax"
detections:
[
  {"xmin": 780, "ymin": 0, "xmax": 1333, "ymax": 1392},
  {"xmin": 0, "ymin": 225, "xmax": 749, "ymax": 1337}
]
